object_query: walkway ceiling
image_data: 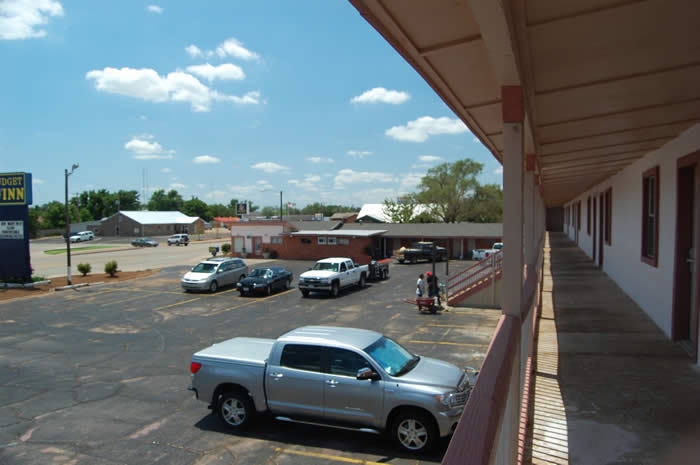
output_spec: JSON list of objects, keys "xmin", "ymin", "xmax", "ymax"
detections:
[{"xmin": 349, "ymin": 0, "xmax": 700, "ymax": 207}]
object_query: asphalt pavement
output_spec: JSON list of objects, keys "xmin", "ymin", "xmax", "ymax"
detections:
[{"xmin": 0, "ymin": 251, "xmax": 498, "ymax": 465}]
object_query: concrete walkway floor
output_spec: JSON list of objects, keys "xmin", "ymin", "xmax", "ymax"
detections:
[{"xmin": 523, "ymin": 232, "xmax": 700, "ymax": 465}]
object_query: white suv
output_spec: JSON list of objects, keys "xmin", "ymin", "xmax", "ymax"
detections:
[
  {"xmin": 70, "ymin": 231, "xmax": 95, "ymax": 243},
  {"xmin": 167, "ymin": 233, "xmax": 189, "ymax": 246}
]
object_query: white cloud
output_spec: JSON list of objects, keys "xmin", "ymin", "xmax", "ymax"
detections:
[
  {"xmin": 139, "ymin": 114, "xmax": 147, "ymax": 120},
  {"xmin": 0, "ymin": 0, "xmax": 64, "ymax": 40},
  {"xmin": 160, "ymin": 168, "xmax": 171, "ymax": 173},
  {"xmin": 419, "ymin": 155, "xmax": 441, "ymax": 163},
  {"xmin": 124, "ymin": 136, "xmax": 175, "ymax": 159},
  {"xmin": 170, "ymin": 183, "xmax": 186, "ymax": 189},
  {"xmin": 351, "ymin": 87, "xmax": 410, "ymax": 104},
  {"xmin": 289, "ymin": 175, "xmax": 321, "ymax": 191},
  {"xmin": 186, "ymin": 63, "xmax": 245, "ymax": 82},
  {"xmin": 146, "ymin": 5, "xmax": 163, "ymax": 14},
  {"xmin": 86, "ymin": 67, "xmax": 263, "ymax": 112},
  {"xmin": 385, "ymin": 116, "xmax": 469, "ymax": 142},
  {"xmin": 306, "ymin": 156, "xmax": 334, "ymax": 164},
  {"xmin": 347, "ymin": 150, "xmax": 372, "ymax": 158},
  {"xmin": 193, "ymin": 155, "xmax": 220, "ymax": 164},
  {"xmin": 214, "ymin": 91, "xmax": 262, "ymax": 105},
  {"xmin": 334, "ymin": 169, "xmax": 393, "ymax": 188},
  {"xmin": 32, "ymin": 177, "xmax": 44, "ymax": 184},
  {"xmin": 400, "ymin": 172, "xmax": 424, "ymax": 190},
  {"xmin": 215, "ymin": 37, "xmax": 260, "ymax": 61},
  {"xmin": 494, "ymin": 167, "xmax": 503, "ymax": 175},
  {"xmin": 185, "ymin": 44, "xmax": 203, "ymax": 57},
  {"xmin": 251, "ymin": 162, "xmax": 289, "ymax": 173}
]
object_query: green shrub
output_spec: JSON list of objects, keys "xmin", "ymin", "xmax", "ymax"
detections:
[
  {"xmin": 221, "ymin": 243, "xmax": 231, "ymax": 254},
  {"xmin": 77, "ymin": 263, "xmax": 91, "ymax": 276},
  {"xmin": 104, "ymin": 260, "xmax": 118, "ymax": 277}
]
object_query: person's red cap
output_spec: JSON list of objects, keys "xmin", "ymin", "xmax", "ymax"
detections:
[{"xmin": 426, "ymin": 271, "xmax": 432, "ymax": 276}]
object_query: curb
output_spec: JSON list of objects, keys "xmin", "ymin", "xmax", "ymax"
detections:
[
  {"xmin": 55, "ymin": 282, "xmax": 104, "ymax": 291},
  {"xmin": 1, "ymin": 280, "xmax": 51, "ymax": 289}
]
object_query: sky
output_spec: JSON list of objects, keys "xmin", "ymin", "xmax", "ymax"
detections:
[{"xmin": 0, "ymin": 0, "xmax": 502, "ymax": 210}]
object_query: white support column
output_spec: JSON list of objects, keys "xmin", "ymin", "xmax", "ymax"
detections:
[
  {"xmin": 500, "ymin": 85, "xmax": 524, "ymax": 465},
  {"xmin": 502, "ymin": 86, "xmax": 525, "ymax": 318}
]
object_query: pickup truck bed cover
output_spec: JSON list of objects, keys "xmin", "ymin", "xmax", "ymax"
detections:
[{"xmin": 193, "ymin": 337, "xmax": 273, "ymax": 365}]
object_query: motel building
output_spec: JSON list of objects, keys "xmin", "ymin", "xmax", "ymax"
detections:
[{"xmin": 349, "ymin": 1, "xmax": 700, "ymax": 464}]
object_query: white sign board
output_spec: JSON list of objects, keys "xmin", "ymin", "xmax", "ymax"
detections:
[{"xmin": 0, "ymin": 220, "xmax": 24, "ymax": 239}]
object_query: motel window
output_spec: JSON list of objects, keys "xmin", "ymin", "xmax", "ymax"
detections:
[
  {"xmin": 271, "ymin": 236, "xmax": 282, "ymax": 244},
  {"xmin": 338, "ymin": 238, "xmax": 350, "ymax": 245},
  {"xmin": 641, "ymin": 167, "xmax": 659, "ymax": 267},
  {"xmin": 301, "ymin": 238, "xmax": 312, "ymax": 245},
  {"xmin": 318, "ymin": 237, "xmax": 327, "ymax": 245},
  {"xmin": 327, "ymin": 237, "xmax": 337, "ymax": 245},
  {"xmin": 605, "ymin": 188, "xmax": 612, "ymax": 245},
  {"xmin": 587, "ymin": 197, "xmax": 591, "ymax": 235}
]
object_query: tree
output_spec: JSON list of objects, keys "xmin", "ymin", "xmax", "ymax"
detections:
[
  {"xmin": 382, "ymin": 195, "xmax": 419, "ymax": 223},
  {"xmin": 415, "ymin": 159, "xmax": 483, "ymax": 223},
  {"xmin": 182, "ymin": 197, "xmax": 211, "ymax": 220},
  {"xmin": 208, "ymin": 203, "xmax": 234, "ymax": 218},
  {"xmin": 148, "ymin": 189, "xmax": 183, "ymax": 211},
  {"xmin": 259, "ymin": 206, "xmax": 280, "ymax": 218},
  {"xmin": 461, "ymin": 184, "xmax": 503, "ymax": 222},
  {"xmin": 42, "ymin": 201, "xmax": 68, "ymax": 228}
]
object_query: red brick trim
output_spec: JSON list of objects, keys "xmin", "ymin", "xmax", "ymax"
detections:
[
  {"xmin": 526, "ymin": 154, "xmax": 536, "ymax": 172},
  {"xmin": 502, "ymin": 86, "xmax": 523, "ymax": 123}
]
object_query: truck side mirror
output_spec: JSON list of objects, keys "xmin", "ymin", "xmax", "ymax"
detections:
[{"xmin": 356, "ymin": 367, "xmax": 380, "ymax": 381}]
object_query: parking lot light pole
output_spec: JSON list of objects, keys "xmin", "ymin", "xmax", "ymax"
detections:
[{"xmin": 65, "ymin": 163, "xmax": 79, "ymax": 285}]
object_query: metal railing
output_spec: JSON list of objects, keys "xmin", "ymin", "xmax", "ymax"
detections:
[{"xmin": 446, "ymin": 251, "xmax": 503, "ymax": 305}]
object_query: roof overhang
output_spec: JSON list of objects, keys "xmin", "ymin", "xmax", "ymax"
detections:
[{"xmin": 349, "ymin": 0, "xmax": 700, "ymax": 207}]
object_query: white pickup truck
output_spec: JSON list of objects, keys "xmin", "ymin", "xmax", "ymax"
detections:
[
  {"xmin": 298, "ymin": 257, "xmax": 369, "ymax": 297},
  {"xmin": 189, "ymin": 325, "xmax": 478, "ymax": 453},
  {"xmin": 472, "ymin": 242, "xmax": 503, "ymax": 260}
]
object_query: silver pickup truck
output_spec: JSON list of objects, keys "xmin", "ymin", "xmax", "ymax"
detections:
[{"xmin": 189, "ymin": 325, "xmax": 478, "ymax": 453}]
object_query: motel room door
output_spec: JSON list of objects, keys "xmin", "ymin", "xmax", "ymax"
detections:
[{"xmin": 674, "ymin": 155, "xmax": 699, "ymax": 362}]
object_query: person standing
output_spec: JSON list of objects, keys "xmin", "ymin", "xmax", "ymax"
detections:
[
  {"xmin": 429, "ymin": 273, "xmax": 441, "ymax": 306},
  {"xmin": 416, "ymin": 273, "xmax": 426, "ymax": 297}
]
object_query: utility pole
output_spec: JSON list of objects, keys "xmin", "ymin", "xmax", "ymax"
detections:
[
  {"xmin": 280, "ymin": 190, "xmax": 283, "ymax": 221},
  {"xmin": 64, "ymin": 163, "xmax": 79, "ymax": 285}
]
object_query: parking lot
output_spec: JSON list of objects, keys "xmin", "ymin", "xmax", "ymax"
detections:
[{"xmin": 0, "ymin": 256, "xmax": 500, "ymax": 465}]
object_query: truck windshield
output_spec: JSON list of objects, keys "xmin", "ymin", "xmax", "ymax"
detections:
[
  {"xmin": 364, "ymin": 336, "xmax": 417, "ymax": 377},
  {"xmin": 313, "ymin": 262, "xmax": 339, "ymax": 272}
]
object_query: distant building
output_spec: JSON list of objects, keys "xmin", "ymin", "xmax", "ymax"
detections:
[
  {"xmin": 100, "ymin": 211, "xmax": 203, "ymax": 237},
  {"xmin": 330, "ymin": 212, "xmax": 359, "ymax": 223}
]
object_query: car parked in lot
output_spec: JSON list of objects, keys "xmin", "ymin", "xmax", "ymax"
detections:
[
  {"xmin": 181, "ymin": 257, "xmax": 248, "ymax": 293},
  {"xmin": 168, "ymin": 233, "xmax": 190, "ymax": 246},
  {"xmin": 70, "ymin": 231, "xmax": 95, "ymax": 243},
  {"xmin": 237, "ymin": 266, "xmax": 293, "ymax": 296},
  {"xmin": 189, "ymin": 325, "xmax": 479, "ymax": 454},
  {"xmin": 131, "ymin": 237, "xmax": 159, "ymax": 247}
]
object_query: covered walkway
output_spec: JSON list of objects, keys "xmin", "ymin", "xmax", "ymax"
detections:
[{"xmin": 524, "ymin": 232, "xmax": 700, "ymax": 464}]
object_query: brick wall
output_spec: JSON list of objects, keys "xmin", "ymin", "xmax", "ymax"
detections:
[{"xmin": 263, "ymin": 235, "xmax": 375, "ymax": 265}]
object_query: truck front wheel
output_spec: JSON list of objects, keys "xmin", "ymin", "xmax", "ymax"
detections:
[
  {"xmin": 390, "ymin": 409, "xmax": 438, "ymax": 453},
  {"xmin": 218, "ymin": 391, "xmax": 254, "ymax": 430},
  {"xmin": 330, "ymin": 282, "xmax": 340, "ymax": 298},
  {"xmin": 358, "ymin": 274, "xmax": 366, "ymax": 288}
]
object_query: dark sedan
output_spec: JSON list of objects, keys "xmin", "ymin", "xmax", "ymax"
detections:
[
  {"xmin": 237, "ymin": 266, "xmax": 293, "ymax": 296},
  {"xmin": 131, "ymin": 237, "xmax": 159, "ymax": 247}
]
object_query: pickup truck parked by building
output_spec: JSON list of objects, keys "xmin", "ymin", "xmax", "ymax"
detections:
[
  {"xmin": 471, "ymin": 242, "xmax": 503, "ymax": 260},
  {"xmin": 396, "ymin": 241, "xmax": 448, "ymax": 264},
  {"xmin": 298, "ymin": 257, "xmax": 369, "ymax": 297},
  {"xmin": 189, "ymin": 325, "xmax": 478, "ymax": 453}
]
